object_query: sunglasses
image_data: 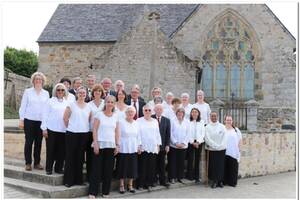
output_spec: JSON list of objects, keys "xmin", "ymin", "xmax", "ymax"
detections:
[
  {"xmin": 144, "ymin": 109, "xmax": 151, "ymax": 112},
  {"xmin": 56, "ymin": 89, "xmax": 65, "ymax": 92}
]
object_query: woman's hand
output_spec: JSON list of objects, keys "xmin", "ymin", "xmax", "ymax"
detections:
[
  {"xmin": 19, "ymin": 120, "xmax": 24, "ymax": 129},
  {"xmin": 114, "ymin": 145, "xmax": 119, "ymax": 156},
  {"xmin": 93, "ymin": 142, "xmax": 99, "ymax": 155}
]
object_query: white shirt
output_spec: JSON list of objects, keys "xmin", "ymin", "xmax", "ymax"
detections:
[
  {"xmin": 19, "ymin": 87, "xmax": 49, "ymax": 121},
  {"xmin": 41, "ymin": 97, "xmax": 68, "ymax": 132},
  {"xmin": 66, "ymin": 93, "xmax": 76, "ymax": 103},
  {"xmin": 95, "ymin": 112, "xmax": 118, "ymax": 143},
  {"xmin": 170, "ymin": 118, "xmax": 190, "ymax": 149},
  {"xmin": 225, "ymin": 127, "xmax": 242, "ymax": 162},
  {"xmin": 119, "ymin": 119, "xmax": 141, "ymax": 153},
  {"xmin": 192, "ymin": 102, "xmax": 211, "ymax": 124},
  {"xmin": 137, "ymin": 117, "xmax": 162, "ymax": 154},
  {"xmin": 164, "ymin": 108, "xmax": 177, "ymax": 121},
  {"xmin": 182, "ymin": 103, "xmax": 193, "ymax": 119},
  {"xmin": 188, "ymin": 120, "xmax": 205, "ymax": 144},
  {"xmin": 88, "ymin": 100, "xmax": 105, "ymax": 131},
  {"xmin": 131, "ymin": 99, "xmax": 140, "ymax": 118},
  {"xmin": 204, "ymin": 121, "xmax": 227, "ymax": 151},
  {"xmin": 66, "ymin": 102, "xmax": 91, "ymax": 133},
  {"xmin": 115, "ymin": 105, "xmax": 128, "ymax": 121}
]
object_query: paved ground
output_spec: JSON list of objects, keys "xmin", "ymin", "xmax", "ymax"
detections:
[
  {"xmin": 4, "ymin": 171, "xmax": 296, "ymax": 199},
  {"xmin": 4, "ymin": 119, "xmax": 19, "ymax": 127}
]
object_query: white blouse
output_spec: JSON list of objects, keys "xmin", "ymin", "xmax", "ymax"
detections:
[
  {"xmin": 115, "ymin": 105, "xmax": 128, "ymax": 121},
  {"xmin": 119, "ymin": 119, "xmax": 141, "ymax": 153},
  {"xmin": 66, "ymin": 93, "xmax": 76, "ymax": 103},
  {"xmin": 170, "ymin": 118, "xmax": 190, "ymax": 149},
  {"xmin": 164, "ymin": 108, "xmax": 177, "ymax": 121},
  {"xmin": 88, "ymin": 100, "xmax": 104, "ymax": 131},
  {"xmin": 188, "ymin": 120, "xmax": 205, "ymax": 144},
  {"xmin": 136, "ymin": 117, "xmax": 162, "ymax": 154},
  {"xmin": 95, "ymin": 112, "xmax": 118, "ymax": 144},
  {"xmin": 192, "ymin": 102, "xmax": 211, "ymax": 124},
  {"xmin": 41, "ymin": 97, "xmax": 69, "ymax": 132},
  {"xmin": 19, "ymin": 87, "xmax": 49, "ymax": 121},
  {"xmin": 204, "ymin": 122, "xmax": 227, "ymax": 151},
  {"xmin": 225, "ymin": 128, "xmax": 242, "ymax": 162},
  {"xmin": 182, "ymin": 103, "xmax": 193, "ymax": 120},
  {"xmin": 66, "ymin": 102, "xmax": 91, "ymax": 133}
]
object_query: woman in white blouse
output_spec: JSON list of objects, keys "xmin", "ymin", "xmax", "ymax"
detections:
[
  {"xmin": 192, "ymin": 90, "xmax": 211, "ymax": 124},
  {"xmin": 63, "ymin": 86, "xmax": 92, "ymax": 188},
  {"xmin": 117, "ymin": 106, "xmax": 141, "ymax": 194},
  {"xmin": 136, "ymin": 104, "xmax": 162, "ymax": 191},
  {"xmin": 164, "ymin": 98, "xmax": 182, "ymax": 121},
  {"xmin": 88, "ymin": 95, "xmax": 120, "ymax": 198},
  {"xmin": 19, "ymin": 72, "xmax": 49, "ymax": 171},
  {"xmin": 181, "ymin": 93, "xmax": 193, "ymax": 120},
  {"xmin": 115, "ymin": 89, "xmax": 128, "ymax": 120},
  {"xmin": 186, "ymin": 108, "xmax": 205, "ymax": 183},
  {"xmin": 86, "ymin": 84, "xmax": 105, "ymax": 182},
  {"xmin": 169, "ymin": 108, "xmax": 190, "ymax": 184},
  {"xmin": 223, "ymin": 115, "xmax": 242, "ymax": 187},
  {"xmin": 41, "ymin": 83, "xmax": 69, "ymax": 175}
]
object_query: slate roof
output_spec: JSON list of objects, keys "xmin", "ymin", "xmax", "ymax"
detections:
[{"xmin": 37, "ymin": 4, "xmax": 199, "ymax": 42}]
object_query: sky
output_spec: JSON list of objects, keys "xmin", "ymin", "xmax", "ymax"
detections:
[{"xmin": 1, "ymin": 1, "xmax": 298, "ymax": 54}]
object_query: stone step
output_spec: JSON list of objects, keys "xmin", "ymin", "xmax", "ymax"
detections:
[
  {"xmin": 4, "ymin": 127, "xmax": 23, "ymax": 134},
  {"xmin": 4, "ymin": 177, "xmax": 88, "ymax": 198}
]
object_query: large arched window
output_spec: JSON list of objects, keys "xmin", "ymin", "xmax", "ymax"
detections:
[{"xmin": 201, "ymin": 10, "xmax": 258, "ymax": 101}]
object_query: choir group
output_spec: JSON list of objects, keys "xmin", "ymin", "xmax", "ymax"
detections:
[{"xmin": 19, "ymin": 72, "xmax": 242, "ymax": 198}]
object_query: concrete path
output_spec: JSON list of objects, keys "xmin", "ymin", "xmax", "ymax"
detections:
[{"xmin": 4, "ymin": 119, "xmax": 19, "ymax": 127}]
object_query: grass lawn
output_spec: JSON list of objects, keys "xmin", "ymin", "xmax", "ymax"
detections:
[{"xmin": 4, "ymin": 106, "xmax": 19, "ymax": 119}]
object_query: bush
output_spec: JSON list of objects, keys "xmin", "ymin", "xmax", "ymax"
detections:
[
  {"xmin": 4, "ymin": 106, "xmax": 19, "ymax": 119},
  {"xmin": 4, "ymin": 46, "xmax": 38, "ymax": 78}
]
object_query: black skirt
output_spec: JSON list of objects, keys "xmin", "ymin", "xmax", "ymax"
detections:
[
  {"xmin": 224, "ymin": 155, "xmax": 239, "ymax": 186},
  {"xmin": 117, "ymin": 153, "xmax": 138, "ymax": 179},
  {"xmin": 208, "ymin": 150, "xmax": 226, "ymax": 182}
]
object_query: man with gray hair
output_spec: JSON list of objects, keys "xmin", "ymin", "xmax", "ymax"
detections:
[
  {"xmin": 101, "ymin": 77, "xmax": 116, "ymax": 98},
  {"xmin": 126, "ymin": 84, "xmax": 146, "ymax": 119}
]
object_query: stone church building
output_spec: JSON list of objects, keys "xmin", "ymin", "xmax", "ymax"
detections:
[{"xmin": 37, "ymin": 4, "xmax": 296, "ymax": 177}]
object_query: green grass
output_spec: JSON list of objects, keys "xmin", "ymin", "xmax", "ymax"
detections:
[{"xmin": 4, "ymin": 105, "xmax": 19, "ymax": 119}]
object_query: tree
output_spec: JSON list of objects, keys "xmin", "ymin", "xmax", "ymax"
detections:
[{"xmin": 4, "ymin": 46, "xmax": 38, "ymax": 78}]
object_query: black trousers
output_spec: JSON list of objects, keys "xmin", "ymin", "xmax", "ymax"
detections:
[
  {"xmin": 137, "ymin": 152, "xmax": 157, "ymax": 188},
  {"xmin": 186, "ymin": 143, "xmax": 202, "ymax": 180},
  {"xmin": 64, "ymin": 132, "xmax": 89, "ymax": 186},
  {"xmin": 24, "ymin": 119, "xmax": 43, "ymax": 165},
  {"xmin": 85, "ymin": 132, "xmax": 93, "ymax": 182},
  {"xmin": 156, "ymin": 150, "xmax": 167, "ymax": 184},
  {"xmin": 89, "ymin": 148, "xmax": 115, "ymax": 196},
  {"xmin": 224, "ymin": 155, "xmax": 239, "ymax": 186},
  {"xmin": 169, "ymin": 147, "xmax": 186, "ymax": 180},
  {"xmin": 208, "ymin": 150, "xmax": 226, "ymax": 182},
  {"xmin": 45, "ymin": 129, "xmax": 65, "ymax": 173}
]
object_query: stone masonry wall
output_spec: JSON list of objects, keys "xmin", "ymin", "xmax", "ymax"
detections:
[{"xmin": 171, "ymin": 4, "xmax": 296, "ymax": 108}]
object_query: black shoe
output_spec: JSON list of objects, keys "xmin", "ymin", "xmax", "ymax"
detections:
[
  {"xmin": 195, "ymin": 179, "xmax": 200, "ymax": 183},
  {"xmin": 177, "ymin": 179, "xmax": 184, "ymax": 184},
  {"xmin": 161, "ymin": 183, "xmax": 170, "ymax": 187},
  {"xmin": 46, "ymin": 171, "xmax": 52, "ymax": 175},
  {"xmin": 64, "ymin": 184, "xmax": 72, "ymax": 188},
  {"xmin": 129, "ymin": 188, "xmax": 135, "ymax": 193},
  {"xmin": 147, "ymin": 187, "xmax": 152, "ymax": 192},
  {"xmin": 211, "ymin": 182, "xmax": 217, "ymax": 189},
  {"xmin": 217, "ymin": 182, "xmax": 224, "ymax": 188},
  {"xmin": 55, "ymin": 170, "xmax": 64, "ymax": 174},
  {"xmin": 170, "ymin": 179, "xmax": 175, "ymax": 184}
]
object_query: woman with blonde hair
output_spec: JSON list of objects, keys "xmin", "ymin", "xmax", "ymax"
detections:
[
  {"xmin": 19, "ymin": 72, "xmax": 49, "ymax": 171},
  {"xmin": 41, "ymin": 83, "xmax": 69, "ymax": 175}
]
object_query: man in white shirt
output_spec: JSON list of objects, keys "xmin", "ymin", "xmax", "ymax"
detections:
[
  {"xmin": 126, "ymin": 85, "xmax": 146, "ymax": 119},
  {"xmin": 205, "ymin": 112, "xmax": 227, "ymax": 189}
]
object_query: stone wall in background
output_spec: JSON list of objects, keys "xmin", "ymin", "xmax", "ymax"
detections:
[{"xmin": 4, "ymin": 71, "xmax": 31, "ymax": 110}]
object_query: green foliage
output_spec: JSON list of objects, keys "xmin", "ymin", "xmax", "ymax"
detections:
[
  {"xmin": 4, "ymin": 46, "xmax": 38, "ymax": 78},
  {"xmin": 4, "ymin": 105, "xmax": 19, "ymax": 119},
  {"xmin": 44, "ymin": 84, "xmax": 54, "ymax": 98}
]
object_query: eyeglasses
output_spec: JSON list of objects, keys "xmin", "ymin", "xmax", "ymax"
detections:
[
  {"xmin": 56, "ymin": 89, "xmax": 65, "ymax": 92},
  {"xmin": 144, "ymin": 109, "xmax": 151, "ymax": 112}
]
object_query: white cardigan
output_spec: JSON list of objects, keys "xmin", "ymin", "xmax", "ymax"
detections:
[{"xmin": 204, "ymin": 121, "xmax": 227, "ymax": 151}]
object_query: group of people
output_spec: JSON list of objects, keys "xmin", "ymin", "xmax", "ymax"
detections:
[{"xmin": 19, "ymin": 72, "xmax": 242, "ymax": 198}]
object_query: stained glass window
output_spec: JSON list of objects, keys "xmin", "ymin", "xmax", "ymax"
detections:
[
  {"xmin": 231, "ymin": 64, "xmax": 240, "ymax": 98},
  {"xmin": 244, "ymin": 64, "xmax": 254, "ymax": 99},
  {"xmin": 216, "ymin": 64, "xmax": 227, "ymax": 98}
]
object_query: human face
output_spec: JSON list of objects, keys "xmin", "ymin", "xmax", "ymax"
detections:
[
  {"xmin": 176, "ymin": 111, "xmax": 184, "ymax": 121},
  {"xmin": 154, "ymin": 105, "xmax": 163, "ymax": 117},
  {"xmin": 87, "ymin": 78, "xmax": 95, "ymax": 88},
  {"xmin": 77, "ymin": 88, "xmax": 86, "ymax": 100},
  {"xmin": 225, "ymin": 116, "xmax": 233, "ymax": 127},
  {"xmin": 131, "ymin": 89, "xmax": 139, "ymax": 100},
  {"xmin": 191, "ymin": 109, "xmax": 199, "ymax": 120},
  {"xmin": 152, "ymin": 89, "xmax": 161, "ymax": 98},
  {"xmin": 63, "ymin": 81, "xmax": 70, "ymax": 89},
  {"xmin": 56, "ymin": 86, "xmax": 65, "ymax": 98},
  {"xmin": 33, "ymin": 75, "xmax": 43, "ymax": 88},
  {"xmin": 73, "ymin": 80, "xmax": 82, "ymax": 89},
  {"xmin": 181, "ymin": 95, "xmax": 189, "ymax": 105},
  {"xmin": 102, "ymin": 79, "xmax": 112, "ymax": 90},
  {"xmin": 116, "ymin": 82, "xmax": 124, "ymax": 91},
  {"xmin": 173, "ymin": 102, "xmax": 181, "ymax": 110},
  {"xmin": 93, "ymin": 89, "xmax": 102, "ymax": 100},
  {"xmin": 126, "ymin": 108, "xmax": 136, "ymax": 120},
  {"xmin": 166, "ymin": 95, "xmax": 173, "ymax": 104},
  {"xmin": 143, "ymin": 107, "xmax": 152, "ymax": 118},
  {"xmin": 105, "ymin": 97, "xmax": 115, "ymax": 111},
  {"xmin": 197, "ymin": 92, "xmax": 204, "ymax": 102},
  {"xmin": 117, "ymin": 91, "xmax": 126, "ymax": 102},
  {"xmin": 210, "ymin": 113, "xmax": 218, "ymax": 123}
]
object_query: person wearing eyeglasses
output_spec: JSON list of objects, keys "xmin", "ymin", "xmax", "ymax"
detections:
[
  {"xmin": 41, "ymin": 83, "xmax": 69, "ymax": 175},
  {"xmin": 63, "ymin": 86, "xmax": 92, "ymax": 188},
  {"xmin": 136, "ymin": 104, "xmax": 162, "ymax": 191},
  {"xmin": 19, "ymin": 72, "xmax": 49, "ymax": 171}
]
